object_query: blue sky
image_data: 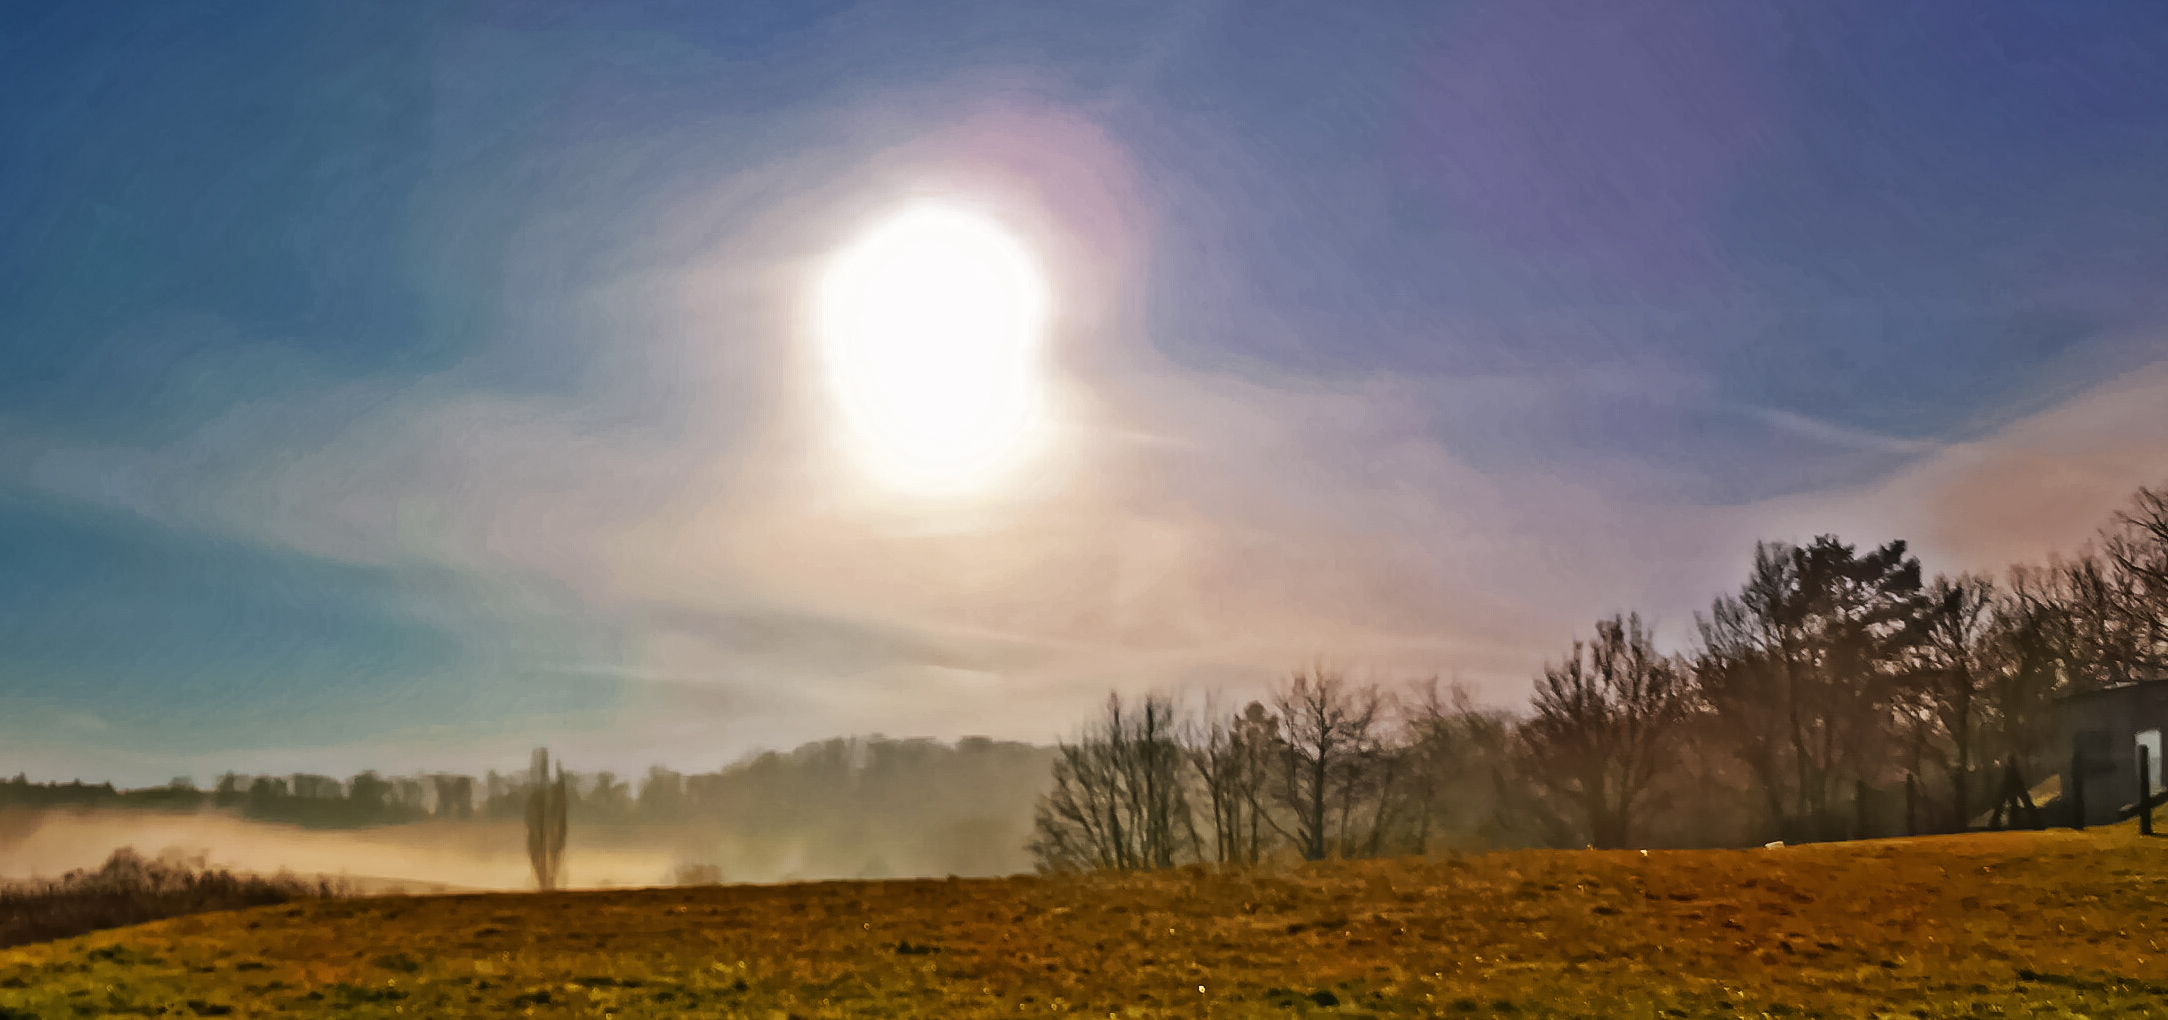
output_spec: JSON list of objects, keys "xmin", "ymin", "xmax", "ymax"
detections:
[{"xmin": 6, "ymin": 1, "xmax": 2168, "ymax": 785}]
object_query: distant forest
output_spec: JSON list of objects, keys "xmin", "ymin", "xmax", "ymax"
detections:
[{"xmin": 1, "ymin": 736, "xmax": 1052, "ymax": 854}]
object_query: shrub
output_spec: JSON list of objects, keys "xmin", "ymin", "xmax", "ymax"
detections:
[{"xmin": 0, "ymin": 848, "xmax": 346, "ymax": 948}]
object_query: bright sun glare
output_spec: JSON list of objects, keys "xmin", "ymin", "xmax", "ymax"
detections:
[{"xmin": 815, "ymin": 203, "xmax": 1051, "ymax": 494}]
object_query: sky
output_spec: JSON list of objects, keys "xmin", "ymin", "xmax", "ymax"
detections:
[{"xmin": 6, "ymin": 1, "xmax": 2168, "ymax": 786}]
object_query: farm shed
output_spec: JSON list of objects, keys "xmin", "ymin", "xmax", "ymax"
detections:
[{"xmin": 2054, "ymin": 676, "xmax": 2168, "ymax": 827}]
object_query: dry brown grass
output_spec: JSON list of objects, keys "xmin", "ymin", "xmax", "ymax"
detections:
[{"xmin": 2, "ymin": 824, "xmax": 2165, "ymax": 1018}]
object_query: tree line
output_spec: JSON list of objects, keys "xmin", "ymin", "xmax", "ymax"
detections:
[
  {"xmin": 3, "ymin": 735, "xmax": 1055, "ymax": 878},
  {"xmin": 0, "ymin": 773, "xmax": 459, "ymax": 827},
  {"xmin": 1028, "ymin": 482, "xmax": 2168, "ymax": 869}
]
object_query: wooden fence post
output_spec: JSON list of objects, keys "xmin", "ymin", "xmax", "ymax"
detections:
[
  {"xmin": 2071, "ymin": 747, "xmax": 2086, "ymax": 831},
  {"xmin": 1854, "ymin": 778, "xmax": 1869, "ymax": 840},
  {"xmin": 1990, "ymin": 761, "xmax": 2008, "ymax": 831},
  {"xmin": 2140, "ymin": 744, "xmax": 2154, "ymax": 838},
  {"xmin": 1904, "ymin": 773, "xmax": 1918, "ymax": 836},
  {"xmin": 2011, "ymin": 759, "xmax": 2029, "ymax": 833}
]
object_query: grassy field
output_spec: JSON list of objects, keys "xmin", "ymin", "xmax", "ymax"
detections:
[{"xmin": 2, "ymin": 823, "xmax": 2164, "ymax": 1019}]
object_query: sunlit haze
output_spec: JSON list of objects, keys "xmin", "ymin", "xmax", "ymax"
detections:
[{"xmin": 3, "ymin": 1, "xmax": 2167, "ymax": 790}]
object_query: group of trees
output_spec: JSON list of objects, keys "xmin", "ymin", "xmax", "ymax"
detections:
[
  {"xmin": 4, "ymin": 736, "xmax": 1046, "ymax": 835},
  {"xmin": 494, "ymin": 736, "xmax": 1058, "ymax": 885},
  {"xmin": 14, "ymin": 486, "xmax": 2163, "ymax": 878},
  {"xmin": 1029, "ymin": 674, "xmax": 1537, "ymax": 871},
  {"xmin": 214, "ymin": 771, "xmax": 474, "ymax": 827},
  {"xmin": 1029, "ymin": 483, "xmax": 2168, "ymax": 869}
]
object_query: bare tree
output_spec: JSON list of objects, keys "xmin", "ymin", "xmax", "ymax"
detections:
[
  {"xmin": 1353, "ymin": 733, "xmax": 1421, "ymax": 859},
  {"xmin": 1187, "ymin": 699, "xmax": 1280, "ymax": 865},
  {"xmin": 1520, "ymin": 613, "xmax": 1686, "ymax": 849},
  {"xmin": 1918, "ymin": 574, "xmax": 1995, "ymax": 830},
  {"xmin": 2047, "ymin": 552, "xmax": 2154, "ymax": 690},
  {"xmin": 2106, "ymin": 483, "xmax": 2168, "ymax": 674},
  {"xmin": 1967, "ymin": 565, "xmax": 2079, "ymax": 779},
  {"xmin": 1230, "ymin": 702, "xmax": 1283, "ymax": 860},
  {"xmin": 2111, "ymin": 485, "xmax": 2168, "ymax": 579},
  {"xmin": 1267, "ymin": 667, "xmax": 1388, "ymax": 861},
  {"xmin": 525, "ymin": 748, "xmax": 567, "ymax": 891},
  {"xmin": 1027, "ymin": 692, "xmax": 1197, "ymax": 873},
  {"xmin": 1401, "ymin": 680, "xmax": 1524, "ymax": 849}
]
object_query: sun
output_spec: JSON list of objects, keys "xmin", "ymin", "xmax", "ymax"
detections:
[{"xmin": 814, "ymin": 203, "xmax": 1051, "ymax": 494}]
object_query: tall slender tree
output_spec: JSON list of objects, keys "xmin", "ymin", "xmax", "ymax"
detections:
[
  {"xmin": 1920, "ymin": 574, "xmax": 1995, "ymax": 831},
  {"xmin": 525, "ymin": 748, "xmax": 568, "ymax": 891}
]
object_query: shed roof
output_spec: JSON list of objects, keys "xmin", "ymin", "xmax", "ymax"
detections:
[{"xmin": 2053, "ymin": 675, "xmax": 2168, "ymax": 705}]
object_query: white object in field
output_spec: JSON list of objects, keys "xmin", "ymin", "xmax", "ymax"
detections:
[
  {"xmin": 2139, "ymin": 729, "xmax": 2163, "ymax": 790},
  {"xmin": 1764, "ymin": 840, "xmax": 1785, "ymax": 849}
]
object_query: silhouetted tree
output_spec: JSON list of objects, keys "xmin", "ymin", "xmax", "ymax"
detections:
[
  {"xmin": 1188, "ymin": 699, "xmax": 1281, "ymax": 865},
  {"xmin": 638, "ymin": 767, "xmax": 687, "ymax": 823},
  {"xmin": 212, "ymin": 773, "xmax": 243, "ymax": 809},
  {"xmin": 1520, "ymin": 613, "xmax": 1687, "ymax": 849},
  {"xmin": 1987, "ymin": 566, "xmax": 2083, "ymax": 772},
  {"xmin": 1645, "ymin": 707, "xmax": 1761, "ymax": 848},
  {"xmin": 245, "ymin": 777, "xmax": 286, "ymax": 818},
  {"xmin": 1694, "ymin": 537, "xmax": 1931, "ymax": 842},
  {"xmin": 347, "ymin": 771, "xmax": 391, "ymax": 820},
  {"xmin": 526, "ymin": 749, "xmax": 568, "ymax": 891},
  {"xmin": 430, "ymin": 773, "xmax": 473, "ymax": 820},
  {"xmin": 2046, "ymin": 552, "xmax": 2152, "ymax": 690},
  {"xmin": 1267, "ymin": 667, "xmax": 1389, "ymax": 861},
  {"xmin": 569, "ymin": 770, "xmax": 633, "ymax": 823},
  {"xmin": 2105, "ymin": 483, "xmax": 2168, "ymax": 674},
  {"xmin": 1027, "ymin": 692, "xmax": 1197, "ymax": 873},
  {"xmin": 1918, "ymin": 574, "xmax": 1995, "ymax": 830},
  {"xmin": 1400, "ymin": 680, "xmax": 1574, "ymax": 849}
]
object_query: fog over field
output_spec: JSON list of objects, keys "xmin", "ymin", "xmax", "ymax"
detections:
[
  {"xmin": 2, "ymin": 811, "xmax": 654, "ymax": 892},
  {"xmin": 0, "ymin": 807, "xmax": 1041, "ymax": 892},
  {"xmin": 0, "ymin": 736, "xmax": 1054, "ymax": 890}
]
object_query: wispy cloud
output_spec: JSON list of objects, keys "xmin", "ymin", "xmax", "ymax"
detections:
[{"xmin": 1735, "ymin": 407, "xmax": 1944, "ymax": 457}]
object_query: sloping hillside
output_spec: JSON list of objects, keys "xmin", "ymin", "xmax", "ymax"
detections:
[{"xmin": 3, "ymin": 824, "xmax": 2164, "ymax": 1018}]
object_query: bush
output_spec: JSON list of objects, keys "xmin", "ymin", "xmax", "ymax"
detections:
[
  {"xmin": 672, "ymin": 863, "xmax": 724, "ymax": 886},
  {"xmin": 0, "ymin": 847, "xmax": 347, "ymax": 948}
]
